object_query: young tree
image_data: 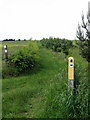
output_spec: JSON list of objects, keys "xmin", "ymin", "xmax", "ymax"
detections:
[{"xmin": 76, "ymin": 12, "xmax": 90, "ymax": 62}]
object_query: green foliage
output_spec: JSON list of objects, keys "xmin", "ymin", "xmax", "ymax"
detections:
[
  {"xmin": 61, "ymin": 40, "xmax": 70, "ymax": 56},
  {"xmin": 78, "ymin": 40, "xmax": 89, "ymax": 62},
  {"xmin": 72, "ymin": 40, "xmax": 80, "ymax": 48},
  {"xmin": 76, "ymin": 13, "xmax": 90, "ymax": 62},
  {"xmin": 2, "ymin": 41, "xmax": 88, "ymax": 118},
  {"xmin": 7, "ymin": 41, "xmax": 41, "ymax": 75},
  {"xmin": 44, "ymin": 88, "xmax": 88, "ymax": 118},
  {"xmin": 40, "ymin": 37, "xmax": 73, "ymax": 57},
  {"xmin": 42, "ymin": 63, "xmax": 88, "ymax": 119},
  {"xmin": 2, "ymin": 48, "xmax": 64, "ymax": 118},
  {"xmin": 45, "ymin": 85, "xmax": 88, "ymax": 119}
]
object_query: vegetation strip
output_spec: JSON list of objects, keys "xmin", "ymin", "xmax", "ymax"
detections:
[{"xmin": 2, "ymin": 40, "xmax": 88, "ymax": 118}]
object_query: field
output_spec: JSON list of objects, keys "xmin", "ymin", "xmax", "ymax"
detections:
[{"xmin": 1, "ymin": 40, "xmax": 89, "ymax": 118}]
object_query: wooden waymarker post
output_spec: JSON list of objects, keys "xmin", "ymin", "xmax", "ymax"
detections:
[
  {"xmin": 68, "ymin": 57, "xmax": 74, "ymax": 90},
  {"xmin": 4, "ymin": 45, "xmax": 8, "ymax": 62}
]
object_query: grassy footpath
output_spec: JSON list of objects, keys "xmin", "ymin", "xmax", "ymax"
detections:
[
  {"xmin": 2, "ymin": 41, "xmax": 88, "ymax": 118},
  {"xmin": 2, "ymin": 46, "xmax": 67, "ymax": 118}
]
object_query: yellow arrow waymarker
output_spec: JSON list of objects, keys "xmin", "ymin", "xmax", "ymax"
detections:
[{"xmin": 68, "ymin": 57, "xmax": 74, "ymax": 89}]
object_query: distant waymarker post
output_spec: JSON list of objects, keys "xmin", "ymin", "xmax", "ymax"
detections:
[
  {"xmin": 4, "ymin": 45, "xmax": 8, "ymax": 62},
  {"xmin": 68, "ymin": 57, "xmax": 75, "ymax": 90}
]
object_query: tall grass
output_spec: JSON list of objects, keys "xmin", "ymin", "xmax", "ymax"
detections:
[
  {"xmin": 42, "ymin": 63, "xmax": 88, "ymax": 119},
  {"xmin": 44, "ymin": 72, "xmax": 89, "ymax": 119}
]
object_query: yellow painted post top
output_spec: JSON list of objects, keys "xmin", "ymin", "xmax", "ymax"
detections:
[{"xmin": 68, "ymin": 57, "xmax": 74, "ymax": 80}]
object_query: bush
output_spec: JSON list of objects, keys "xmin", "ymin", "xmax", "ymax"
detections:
[
  {"xmin": 40, "ymin": 38, "xmax": 73, "ymax": 57},
  {"xmin": 56, "ymin": 47, "xmax": 61, "ymax": 52},
  {"xmin": 7, "ymin": 41, "xmax": 41, "ymax": 75}
]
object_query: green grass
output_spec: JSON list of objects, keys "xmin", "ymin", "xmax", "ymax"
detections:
[
  {"xmin": 2, "ymin": 41, "xmax": 88, "ymax": 118},
  {"xmin": 2, "ymin": 46, "xmax": 67, "ymax": 118}
]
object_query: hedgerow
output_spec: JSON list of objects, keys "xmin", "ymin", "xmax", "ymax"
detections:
[{"xmin": 40, "ymin": 37, "xmax": 73, "ymax": 57}]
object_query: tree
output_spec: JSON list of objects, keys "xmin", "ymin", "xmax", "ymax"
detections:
[
  {"xmin": 61, "ymin": 40, "xmax": 69, "ymax": 59},
  {"xmin": 76, "ymin": 12, "xmax": 90, "ymax": 62}
]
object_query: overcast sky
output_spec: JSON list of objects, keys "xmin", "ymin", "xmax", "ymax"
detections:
[{"xmin": 0, "ymin": 0, "xmax": 89, "ymax": 40}]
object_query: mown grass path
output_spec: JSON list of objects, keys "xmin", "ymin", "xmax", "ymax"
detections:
[{"xmin": 2, "ymin": 47, "xmax": 67, "ymax": 118}]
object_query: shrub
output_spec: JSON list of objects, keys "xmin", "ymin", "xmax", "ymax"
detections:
[
  {"xmin": 40, "ymin": 38, "xmax": 73, "ymax": 57},
  {"xmin": 7, "ymin": 41, "xmax": 41, "ymax": 74},
  {"xmin": 56, "ymin": 47, "xmax": 61, "ymax": 52}
]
